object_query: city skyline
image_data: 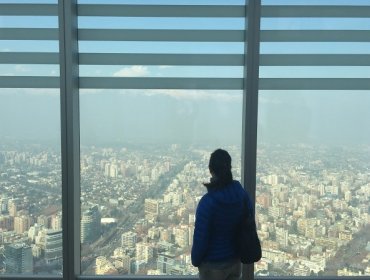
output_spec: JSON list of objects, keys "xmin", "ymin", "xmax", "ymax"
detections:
[{"xmin": 0, "ymin": 142, "xmax": 369, "ymax": 276}]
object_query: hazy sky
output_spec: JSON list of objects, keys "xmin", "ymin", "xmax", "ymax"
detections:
[
  {"xmin": 0, "ymin": 1, "xmax": 370, "ymax": 146},
  {"xmin": 1, "ymin": 89, "xmax": 370, "ymax": 146}
]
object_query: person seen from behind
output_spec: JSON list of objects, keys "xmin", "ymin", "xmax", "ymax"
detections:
[{"xmin": 191, "ymin": 149, "xmax": 253, "ymax": 280}]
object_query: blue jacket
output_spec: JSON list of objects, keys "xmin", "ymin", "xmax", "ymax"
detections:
[{"xmin": 191, "ymin": 180, "xmax": 249, "ymax": 267}]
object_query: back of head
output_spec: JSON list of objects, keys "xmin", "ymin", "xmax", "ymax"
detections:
[{"xmin": 204, "ymin": 149, "xmax": 233, "ymax": 189}]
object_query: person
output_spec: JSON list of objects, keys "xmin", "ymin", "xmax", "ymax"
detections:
[{"xmin": 191, "ymin": 149, "xmax": 250, "ymax": 280}]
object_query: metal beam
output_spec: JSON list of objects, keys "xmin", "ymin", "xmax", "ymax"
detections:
[
  {"xmin": 260, "ymin": 54, "xmax": 370, "ymax": 66},
  {"xmin": 0, "ymin": 52, "xmax": 58, "ymax": 64},
  {"xmin": 79, "ymin": 77, "xmax": 243, "ymax": 90},
  {"xmin": 0, "ymin": 4, "xmax": 57, "ymax": 16},
  {"xmin": 79, "ymin": 53, "xmax": 244, "ymax": 66},
  {"xmin": 78, "ymin": 29, "xmax": 244, "ymax": 42},
  {"xmin": 260, "ymin": 78, "xmax": 370, "ymax": 90},
  {"xmin": 262, "ymin": 5, "xmax": 370, "ymax": 18},
  {"xmin": 0, "ymin": 28, "xmax": 58, "ymax": 40},
  {"xmin": 78, "ymin": 4, "xmax": 245, "ymax": 17},
  {"xmin": 59, "ymin": 0, "xmax": 80, "ymax": 280},
  {"xmin": 242, "ymin": 0, "xmax": 261, "ymax": 280},
  {"xmin": 261, "ymin": 30, "xmax": 370, "ymax": 42},
  {"xmin": 0, "ymin": 76, "xmax": 59, "ymax": 88}
]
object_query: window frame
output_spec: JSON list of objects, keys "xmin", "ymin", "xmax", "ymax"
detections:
[
  {"xmin": 58, "ymin": 1, "xmax": 259, "ymax": 279},
  {"xmin": 11, "ymin": 1, "xmax": 370, "ymax": 280}
]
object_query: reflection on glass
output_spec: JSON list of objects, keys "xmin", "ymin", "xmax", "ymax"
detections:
[
  {"xmin": 0, "ymin": 90, "xmax": 62, "ymax": 275},
  {"xmin": 79, "ymin": 90, "xmax": 242, "ymax": 275}
]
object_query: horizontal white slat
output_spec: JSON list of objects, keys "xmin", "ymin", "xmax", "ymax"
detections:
[
  {"xmin": 0, "ymin": 52, "xmax": 242, "ymax": 66},
  {"xmin": 4, "ymin": 29, "xmax": 368, "ymax": 43},
  {"xmin": 78, "ymin": 5, "xmax": 245, "ymax": 17},
  {"xmin": 261, "ymin": 30, "xmax": 370, "ymax": 42},
  {"xmin": 5, "ymin": 53, "xmax": 370, "ymax": 67},
  {"xmin": 0, "ymin": 76, "xmax": 59, "ymax": 88},
  {"xmin": 79, "ymin": 53, "xmax": 243, "ymax": 66},
  {"xmin": 0, "ymin": 52, "xmax": 58, "ymax": 64},
  {"xmin": 79, "ymin": 77, "xmax": 243, "ymax": 89},
  {"xmin": 1, "ymin": 77, "xmax": 368, "ymax": 90},
  {"xmin": 262, "ymin": 5, "xmax": 370, "ymax": 18},
  {"xmin": 260, "ymin": 54, "xmax": 370, "ymax": 66},
  {"xmin": 5, "ymin": 53, "xmax": 368, "ymax": 66},
  {"xmin": 0, "ymin": 28, "xmax": 58, "ymax": 40},
  {"xmin": 0, "ymin": 4, "xmax": 57, "ymax": 16},
  {"xmin": 1, "ymin": 53, "xmax": 368, "ymax": 68},
  {"xmin": 259, "ymin": 78, "xmax": 370, "ymax": 90},
  {"xmin": 78, "ymin": 29, "xmax": 244, "ymax": 42}
]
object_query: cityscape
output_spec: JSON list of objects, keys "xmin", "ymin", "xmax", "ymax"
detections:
[
  {"xmin": 0, "ymin": 142, "xmax": 369, "ymax": 276},
  {"xmin": 1, "ymin": 0, "xmax": 370, "ymax": 278}
]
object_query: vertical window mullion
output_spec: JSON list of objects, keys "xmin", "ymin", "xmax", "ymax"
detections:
[
  {"xmin": 242, "ymin": 0, "xmax": 261, "ymax": 280},
  {"xmin": 59, "ymin": 0, "xmax": 80, "ymax": 280}
]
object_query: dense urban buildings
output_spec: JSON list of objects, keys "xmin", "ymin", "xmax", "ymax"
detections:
[
  {"xmin": 4, "ymin": 243, "xmax": 33, "ymax": 274},
  {"xmin": 0, "ymin": 143, "xmax": 369, "ymax": 276}
]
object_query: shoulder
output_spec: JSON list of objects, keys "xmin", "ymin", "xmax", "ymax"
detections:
[
  {"xmin": 231, "ymin": 180, "xmax": 244, "ymax": 189},
  {"xmin": 197, "ymin": 193, "xmax": 215, "ymax": 212},
  {"xmin": 232, "ymin": 181, "xmax": 252, "ymax": 205},
  {"xmin": 198, "ymin": 193, "xmax": 214, "ymax": 206},
  {"xmin": 231, "ymin": 180, "xmax": 247, "ymax": 195}
]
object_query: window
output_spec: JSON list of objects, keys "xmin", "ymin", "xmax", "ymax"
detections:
[
  {"xmin": 1, "ymin": 1, "xmax": 369, "ymax": 279},
  {"xmin": 77, "ymin": 1, "xmax": 245, "ymax": 275},
  {"xmin": 256, "ymin": 1, "xmax": 370, "ymax": 277},
  {"xmin": 0, "ymin": 1, "xmax": 62, "ymax": 275}
]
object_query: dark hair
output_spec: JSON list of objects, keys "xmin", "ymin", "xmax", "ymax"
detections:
[{"xmin": 203, "ymin": 149, "xmax": 233, "ymax": 189}]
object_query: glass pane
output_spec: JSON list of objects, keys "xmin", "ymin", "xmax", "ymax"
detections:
[
  {"xmin": 0, "ymin": 4, "xmax": 61, "ymax": 275},
  {"xmin": 256, "ymin": 91, "xmax": 370, "ymax": 277},
  {"xmin": 79, "ymin": 89, "xmax": 243, "ymax": 276},
  {"xmin": 0, "ymin": 89, "xmax": 62, "ymax": 276},
  {"xmin": 78, "ymin": 0, "xmax": 246, "ymax": 275},
  {"xmin": 257, "ymin": 2, "xmax": 370, "ymax": 276}
]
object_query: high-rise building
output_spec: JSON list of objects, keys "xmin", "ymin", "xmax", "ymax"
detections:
[
  {"xmin": 4, "ymin": 243, "xmax": 33, "ymax": 274},
  {"xmin": 0, "ymin": 215, "xmax": 14, "ymax": 231},
  {"xmin": 8, "ymin": 199, "xmax": 18, "ymax": 217},
  {"xmin": 44, "ymin": 229, "xmax": 63, "ymax": 264},
  {"xmin": 104, "ymin": 163, "xmax": 111, "ymax": 177},
  {"xmin": 144, "ymin": 199, "xmax": 160, "ymax": 221},
  {"xmin": 28, "ymin": 223, "xmax": 43, "ymax": 242},
  {"xmin": 81, "ymin": 205, "xmax": 101, "ymax": 243},
  {"xmin": 37, "ymin": 215, "xmax": 49, "ymax": 228},
  {"xmin": 157, "ymin": 253, "xmax": 175, "ymax": 274},
  {"xmin": 276, "ymin": 227, "xmax": 289, "ymax": 247},
  {"xmin": 51, "ymin": 213, "xmax": 62, "ymax": 230},
  {"xmin": 136, "ymin": 242, "xmax": 154, "ymax": 263},
  {"xmin": 121, "ymin": 231, "xmax": 137, "ymax": 248},
  {"xmin": 0, "ymin": 197, "xmax": 8, "ymax": 214},
  {"xmin": 109, "ymin": 164, "xmax": 118, "ymax": 178},
  {"xmin": 173, "ymin": 226, "xmax": 189, "ymax": 248},
  {"xmin": 14, "ymin": 215, "xmax": 30, "ymax": 234}
]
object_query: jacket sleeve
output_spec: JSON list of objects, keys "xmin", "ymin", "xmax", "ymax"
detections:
[{"xmin": 191, "ymin": 195, "xmax": 213, "ymax": 267}]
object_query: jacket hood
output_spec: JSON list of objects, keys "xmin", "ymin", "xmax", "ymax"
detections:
[{"xmin": 207, "ymin": 180, "xmax": 245, "ymax": 204}]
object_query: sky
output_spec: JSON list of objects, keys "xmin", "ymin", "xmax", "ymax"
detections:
[{"xmin": 0, "ymin": 1, "xmax": 370, "ymax": 146}]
